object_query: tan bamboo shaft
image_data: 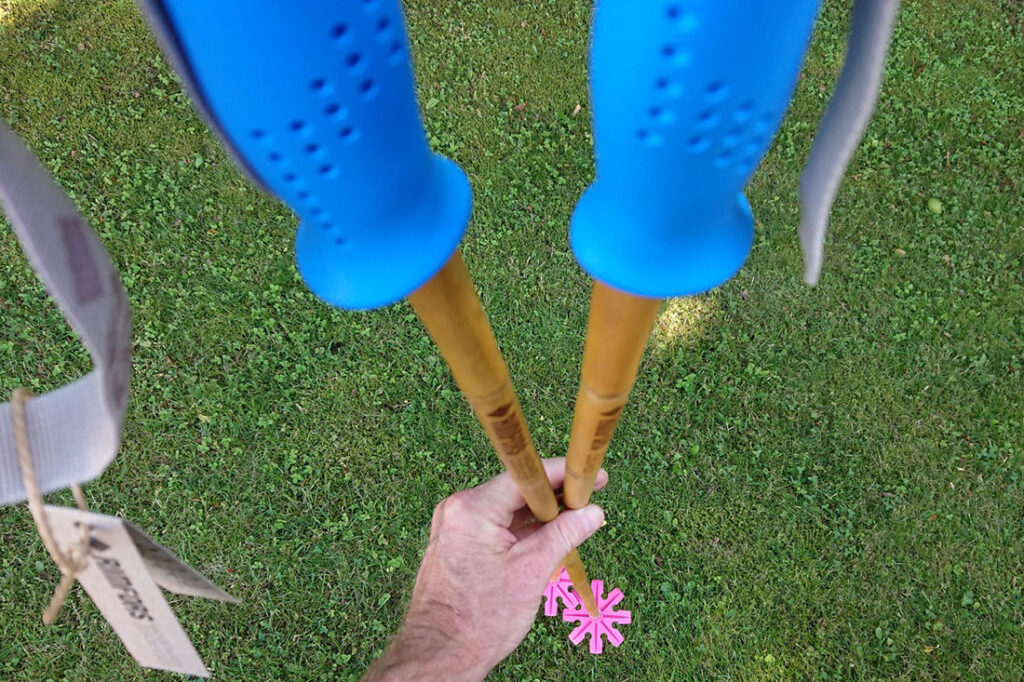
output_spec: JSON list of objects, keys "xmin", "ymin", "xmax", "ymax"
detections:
[
  {"xmin": 408, "ymin": 251, "xmax": 599, "ymax": 616},
  {"xmin": 564, "ymin": 281, "xmax": 662, "ymax": 510}
]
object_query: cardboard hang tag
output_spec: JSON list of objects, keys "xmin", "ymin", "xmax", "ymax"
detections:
[
  {"xmin": 122, "ymin": 522, "xmax": 238, "ymax": 603},
  {"xmin": 43, "ymin": 505, "xmax": 239, "ymax": 678}
]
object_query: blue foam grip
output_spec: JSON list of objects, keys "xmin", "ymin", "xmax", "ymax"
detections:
[
  {"xmin": 156, "ymin": 0, "xmax": 471, "ymax": 310},
  {"xmin": 571, "ymin": 0, "xmax": 822, "ymax": 298}
]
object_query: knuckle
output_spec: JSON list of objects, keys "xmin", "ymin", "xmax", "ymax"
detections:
[
  {"xmin": 430, "ymin": 492, "xmax": 477, "ymax": 540},
  {"xmin": 430, "ymin": 498, "xmax": 448, "ymax": 527},
  {"xmin": 438, "ymin": 491, "xmax": 472, "ymax": 523}
]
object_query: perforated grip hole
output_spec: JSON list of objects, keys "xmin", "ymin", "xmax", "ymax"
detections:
[
  {"xmin": 696, "ymin": 109, "xmax": 720, "ymax": 130},
  {"xmin": 665, "ymin": 3, "xmax": 697, "ymax": 31},
  {"xmin": 635, "ymin": 129, "xmax": 664, "ymax": 147},
  {"xmin": 655, "ymin": 77, "xmax": 682, "ymax": 98},
  {"xmin": 733, "ymin": 100, "xmax": 755, "ymax": 122},
  {"xmin": 324, "ymin": 103, "xmax": 348, "ymax": 120},
  {"xmin": 358, "ymin": 79, "xmax": 378, "ymax": 99},
  {"xmin": 687, "ymin": 135, "xmax": 709, "ymax": 153},
  {"xmin": 705, "ymin": 80, "xmax": 730, "ymax": 103}
]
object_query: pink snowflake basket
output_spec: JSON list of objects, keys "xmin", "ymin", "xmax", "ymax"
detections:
[{"xmin": 558, "ymin": 576, "xmax": 632, "ymax": 654}]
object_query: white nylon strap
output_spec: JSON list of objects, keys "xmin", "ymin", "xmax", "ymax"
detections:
[
  {"xmin": 0, "ymin": 120, "xmax": 131, "ymax": 505},
  {"xmin": 799, "ymin": 0, "xmax": 900, "ymax": 285}
]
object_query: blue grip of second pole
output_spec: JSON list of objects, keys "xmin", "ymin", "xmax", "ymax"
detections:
[
  {"xmin": 572, "ymin": 0, "xmax": 821, "ymax": 299},
  {"xmin": 155, "ymin": 0, "xmax": 471, "ymax": 310}
]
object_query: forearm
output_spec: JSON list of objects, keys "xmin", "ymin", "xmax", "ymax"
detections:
[{"xmin": 362, "ymin": 620, "xmax": 493, "ymax": 682}]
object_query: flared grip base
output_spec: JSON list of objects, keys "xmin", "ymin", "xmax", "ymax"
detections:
[
  {"xmin": 296, "ymin": 154, "xmax": 471, "ymax": 310},
  {"xmin": 570, "ymin": 188, "xmax": 754, "ymax": 299}
]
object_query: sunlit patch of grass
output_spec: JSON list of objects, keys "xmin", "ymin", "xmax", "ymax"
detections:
[
  {"xmin": 0, "ymin": 0, "xmax": 54, "ymax": 27},
  {"xmin": 650, "ymin": 294, "xmax": 716, "ymax": 349}
]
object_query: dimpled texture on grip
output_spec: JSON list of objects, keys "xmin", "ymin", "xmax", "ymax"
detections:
[
  {"xmin": 157, "ymin": 0, "xmax": 470, "ymax": 310},
  {"xmin": 571, "ymin": 0, "xmax": 821, "ymax": 298}
]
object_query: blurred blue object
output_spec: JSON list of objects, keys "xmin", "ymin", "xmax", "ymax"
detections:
[
  {"xmin": 147, "ymin": 0, "xmax": 471, "ymax": 309},
  {"xmin": 571, "ymin": 0, "xmax": 821, "ymax": 298}
]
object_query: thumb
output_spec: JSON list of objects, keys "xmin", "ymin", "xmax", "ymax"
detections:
[{"xmin": 518, "ymin": 505, "xmax": 604, "ymax": 574}]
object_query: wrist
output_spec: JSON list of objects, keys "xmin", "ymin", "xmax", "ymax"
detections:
[
  {"xmin": 364, "ymin": 616, "xmax": 493, "ymax": 682},
  {"xmin": 405, "ymin": 611, "xmax": 495, "ymax": 678}
]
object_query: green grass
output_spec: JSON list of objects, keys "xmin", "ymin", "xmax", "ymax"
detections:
[{"xmin": 1, "ymin": 0, "xmax": 1022, "ymax": 679}]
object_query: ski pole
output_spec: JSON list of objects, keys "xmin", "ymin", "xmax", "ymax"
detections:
[
  {"xmin": 562, "ymin": 0, "xmax": 897, "ymax": 509},
  {"xmin": 139, "ymin": 0, "xmax": 600, "ymax": 616}
]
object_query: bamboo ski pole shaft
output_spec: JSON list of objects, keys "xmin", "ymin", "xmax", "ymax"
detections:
[
  {"xmin": 563, "ymin": 281, "xmax": 661, "ymax": 510},
  {"xmin": 408, "ymin": 251, "xmax": 600, "ymax": 617}
]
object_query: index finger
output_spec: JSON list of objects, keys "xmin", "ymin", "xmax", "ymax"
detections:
[{"xmin": 471, "ymin": 456, "xmax": 609, "ymax": 522}]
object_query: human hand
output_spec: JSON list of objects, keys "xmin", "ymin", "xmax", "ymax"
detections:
[{"xmin": 364, "ymin": 457, "xmax": 607, "ymax": 681}]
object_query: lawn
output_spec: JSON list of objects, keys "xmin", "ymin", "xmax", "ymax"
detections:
[{"xmin": 1, "ymin": 0, "xmax": 1022, "ymax": 679}]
